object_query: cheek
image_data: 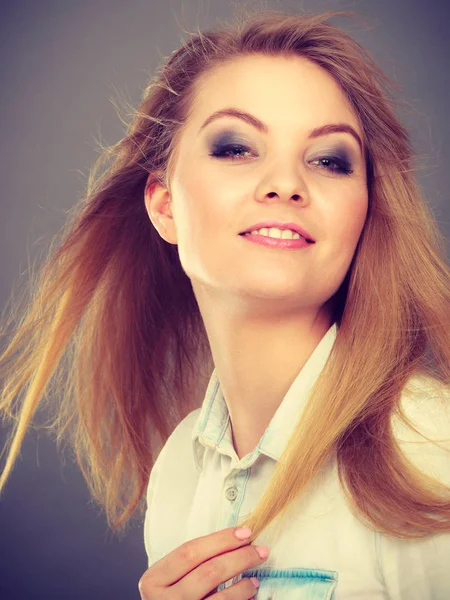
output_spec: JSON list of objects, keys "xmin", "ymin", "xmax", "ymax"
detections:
[
  {"xmin": 313, "ymin": 216, "xmax": 365, "ymax": 303},
  {"xmin": 172, "ymin": 171, "xmax": 212, "ymax": 235},
  {"xmin": 334, "ymin": 184, "xmax": 368, "ymax": 244},
  {"xmin": 325, "ymin": 188, "xmax": 368, "ymax": 271},
  {"xmin": 176, "ymin": 170, "xmax": 243, "ymax": 238},
  {"xmin": 345, "ymin": 207, "xmax": 367, "ymax": 249},
  {"xmin": 172, "ymin": 168, "xmax": 236, "ymax": 273}
]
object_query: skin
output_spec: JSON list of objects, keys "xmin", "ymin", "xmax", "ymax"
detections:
[{"xmin": 145, "ymin": 54, "xmax": 368, "ymax": 459}]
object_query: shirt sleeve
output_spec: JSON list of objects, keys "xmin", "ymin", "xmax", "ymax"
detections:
[{"xmin": 376, "ymin": 377, "xmax": 450, "ymax": 599}]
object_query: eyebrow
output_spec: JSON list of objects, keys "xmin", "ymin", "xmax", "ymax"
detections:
[{"xmin": 199, "ymin": 107, "xmax": 363, "ymax": 153}]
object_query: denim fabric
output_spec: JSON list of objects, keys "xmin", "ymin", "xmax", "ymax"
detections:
[
  {"xmin": 218, "ymin": 567, "xmax": 339, "ymax": 599},
  {"xmin": 143, "ymin": 321, "xmax": 450, "ymax": 599}
]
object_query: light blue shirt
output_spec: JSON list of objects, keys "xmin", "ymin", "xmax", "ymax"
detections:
[{"xmin": 144, "ymin": 323, "xmax": 450, "ymax": 599}]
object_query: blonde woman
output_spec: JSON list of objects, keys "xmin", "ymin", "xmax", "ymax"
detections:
[{"xmin": 1, "ymin": 7, "xmax": 449, "ymax": 600}]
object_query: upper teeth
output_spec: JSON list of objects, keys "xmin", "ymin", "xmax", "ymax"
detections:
[{"xmin": 245, "ymin": 227, "xmax": 304, "ymax": 240}]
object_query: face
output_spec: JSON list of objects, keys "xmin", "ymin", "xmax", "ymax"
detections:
[{"xmin": 146, "ymin": 54, "xmax": 368, "ymax": 316}]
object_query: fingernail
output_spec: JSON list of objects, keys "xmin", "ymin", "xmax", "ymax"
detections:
[
  {"xmin": 234, "ymin": 527, "xmax": 252, "ymax": 539},
  {"xmin": 255, "ymin": 545, "xmax": 270, "ymax": 559},
  {"xmin": 250, "ymin": 577, "xmax": 260, "ymax": 588}
]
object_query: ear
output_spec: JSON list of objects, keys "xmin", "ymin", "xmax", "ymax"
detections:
[{"xmin": 144, "ymin": 174, "xmax": 177, "ymax": 245}]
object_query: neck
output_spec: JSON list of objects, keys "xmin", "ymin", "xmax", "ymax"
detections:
[{"xmin": 194, "ymin": 285, "xmax": 334, "ymax": 458}]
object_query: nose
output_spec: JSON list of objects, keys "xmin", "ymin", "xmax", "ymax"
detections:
[
  {"xmin": 266, "ymin": 190, "xmax": 302, "ymax": 201},
  {"xmin": 256, "ymin": 160, "xmax": 309, "ymax": 205}
]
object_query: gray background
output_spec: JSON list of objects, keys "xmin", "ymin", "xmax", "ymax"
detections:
[{"xmin": 0, "ymin": 0, "xmax": 449, "ymax": 598}]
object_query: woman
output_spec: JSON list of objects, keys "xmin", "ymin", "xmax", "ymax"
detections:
[{"xmin": 1, "ymin": 7, "xmax": 449, "ymax": 600}]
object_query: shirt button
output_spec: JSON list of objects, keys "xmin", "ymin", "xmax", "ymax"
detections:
[{"xmin": 225, "ymin": 486, "xmax": 238, "ymax": 501}]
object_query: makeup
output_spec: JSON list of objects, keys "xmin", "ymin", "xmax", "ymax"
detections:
[{"xmin": 239, "ymin": 232, "xmax": 313, "ymax": 250}]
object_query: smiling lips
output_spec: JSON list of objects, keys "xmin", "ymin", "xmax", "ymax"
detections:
[
  {"xmin": 239, "ymin": 220, "xmax": 315, "ymax": 242},
  {"xmin": 240, "ymin": 231, "xmax": 312, "ymax": 249}
]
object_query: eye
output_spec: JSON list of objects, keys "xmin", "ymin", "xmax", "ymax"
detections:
[
  {"xmin": 310, "ymin": 156, "xmax": 353, "ymax": 176},
  {"xmin": 208, "ymin": 139, "xmax": 354, "ymax": 175},
  {"xmin": 209, "ymin": 143, "xmax": 254, "ymax": 161}
]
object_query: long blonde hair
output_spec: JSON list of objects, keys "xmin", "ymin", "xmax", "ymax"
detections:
[{"xmin": 1, "ymin": 7, "xmax": 449, "ymax": 545}]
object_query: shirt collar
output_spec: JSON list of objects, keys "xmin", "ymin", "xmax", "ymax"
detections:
[{"xmin": 192, "ymin": 322, "xmax": 338, "ymax": 471}]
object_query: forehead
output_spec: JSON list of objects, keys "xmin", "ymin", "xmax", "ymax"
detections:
[{"xmin": 187, "ymin": 54, "xmax": 361, "ymax": 134}]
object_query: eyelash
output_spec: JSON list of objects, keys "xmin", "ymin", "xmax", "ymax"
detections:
[{"xmin": 209, "ymin": 144, "xmax": 354, "ymax": 176}]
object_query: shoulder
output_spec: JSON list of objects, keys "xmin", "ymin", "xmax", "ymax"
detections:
[
  {"xmin": 394, "ymin": 372, "xmax": 450, "ymax": 440},
  {"xmin": 374, "ymin": 374, "xmax": 450, "ymax": 598},
  {"xmin": 391, "ymin": 373, "xmax": 450, "ymax": 485},
  {"xmin": 149, "ymin": 407, "xmax": 201, "ymax": 481},
  {"xmin": 163, "ymin": 408, "xmax": 201, "ymax": 450},
  {"xmin": 144, "ymin": 408, "xmax": 201, "ymax": 566}
]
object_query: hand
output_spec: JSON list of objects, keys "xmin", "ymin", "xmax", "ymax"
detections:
[{"xmin": 138, "ymin": 526, "xmax": 270, "ymax": 599}]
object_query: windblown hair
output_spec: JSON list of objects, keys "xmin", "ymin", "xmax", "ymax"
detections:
[{"xmin": 1, "ymin": 6, "xmax": 449, "ymax": 545}]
